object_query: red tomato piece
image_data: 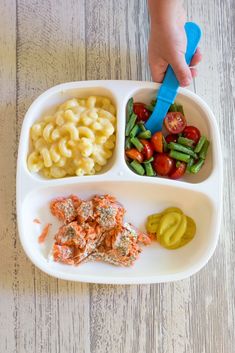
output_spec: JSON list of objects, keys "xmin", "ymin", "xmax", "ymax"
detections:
[
  {"xmin": 139, "ymin": 139, "xmax": 154, "ymax": 160},
  {"xmin": 133, "ymin": 102, "xmax": 151, "ymax": 122},
  {"xmin": 151, "ymin": 132, "xmax": 163, "ymax": 153},
  {"xmin": 164, "ymin": 112, "xmax": 187, "ymax": 134},
  {"xmin": 125, "ymin": 149, "xmax": 144, "ymax": 163},
  {"xmin": 168, "ymin": 162, "xmax": 186, "ymax": 179},
  {"xmin": 182, "ymin": 126, "xmax": 201, "ymax": 144},
  {"xmin": 165, "ymin": 134, "xmax": 178, "ymax": 144},
  {"xmin": 153, "ymin": 153, "xmax": 175, "ymax": 176}
]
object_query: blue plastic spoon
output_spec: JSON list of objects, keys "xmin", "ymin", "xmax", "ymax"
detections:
[{"xmin": 145, "ymin": 22, "xmax": 201, "ymax": 134}]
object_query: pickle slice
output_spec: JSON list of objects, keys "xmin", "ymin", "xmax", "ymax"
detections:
[
  {"xmin": 146, "ymin": 207, "xmax": 196, "ymax": 250},
  {"xmin": 162, "ymin": 207, "xmax": 183, "ymax": 215},
  {"xmin": 158, "ymin": 213, "xmax": 187, "ymax": 249},
  {"xmin": 179, "ymin": 216, "xmax": 196, "ymax": 247},
  {"xmin": 162, "ymin": 215, "xmax": 196, "ymax": 250},
  {"xmin": 146, "ymin": 213, "xmax": 162, "ymax": 234},
  {"xmin": 146, "ymin": 207, "xmax": 182, "ymax": 234}
]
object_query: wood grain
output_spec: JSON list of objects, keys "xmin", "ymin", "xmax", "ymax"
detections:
[
  {"xmin": 0, "ymin": 0, "xmax": 234, "ymax": 352},
  {"xmin": 0, "ymin": 1, "xmax": 17, "ymax": 353}
]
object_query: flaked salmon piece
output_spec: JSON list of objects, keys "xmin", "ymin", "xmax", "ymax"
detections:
[
  {"xmin": 55, "ymin": 221, "xmax": 87, "ymax": 248},
  {"xmin": 38, "ymin": 223, "xmax": 51, "ymax": 243},
  {"xmin": 49, "ymin": 194, "xmax": 151, "ymax": 267},
  {"xmin": 54, "ymin": 220, "xmax": 106, "ymax": 265},
  {"xmin": 52, "ymin": 244, "xmax": 75, "ymax": 264},
  {"xmin": 77, "ymin": 200, "xmax": 94, "ymax": 224},
  {"xmin": 71, "ymin": 222, "xmax": 107, "ymax": 264},
  {"xmin": 50, "ymin": 195, "xmax": 80, "ymax": 224},
  {"xmin": 87, "ymin": 250, "xmax": 140, "ymax": 267},
  {"xmin": 88, "ymin": 223, "xmax": 142, "ymax": 266},
  {"xmin": 72, "ymin": 232, "xmax": 107, "ymax": 264},
  {"xmin": 92, "ymin": 194, "xmax": 125, "ymax": 230},
  {"xmin": 134, "ymin": 226, "xmax": 152, "ymax": 245}
]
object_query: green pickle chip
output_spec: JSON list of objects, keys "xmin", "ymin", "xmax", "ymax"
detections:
[
  {"xmin": 146, "ymin": 207, "xmax": 196, "ymax": 249},
  {"xmin": 162, "ymin": 207, "xmax": 183, "ymax": 215},
  {"xmin": 158, "ymin": 213, "xmax": 187, "ymax": 249},
  {"xmin": 146, "ymin": 214, "xmax": 162, "ymax": 234}
]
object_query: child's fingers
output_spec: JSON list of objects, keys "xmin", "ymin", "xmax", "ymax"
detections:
[
  {"xmin": 190, "ymin": 67, "xmax": 198, "ymax": 78},
  {"xmin": 149, "ymin": 61, "xmax": 168, "ymax": 83},
  {"xmin": 150, "ymin": 51, "xmax": 200, "ymax": 84},
  {"xmin": 190, "ymin": 48, "xmax": 202, "ymax": 67},
  {"xmin": 169, "ymin": 52, "xmax": 192, "ymax": 87}
]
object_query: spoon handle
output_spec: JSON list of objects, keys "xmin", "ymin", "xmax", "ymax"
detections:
[
  {"xmin": 145, "ymin": 22, "xmax": 202, "ymax": 134},
  {"xmin": 159, "ymin": 22, "xmax": 202, "ymax": 104}
]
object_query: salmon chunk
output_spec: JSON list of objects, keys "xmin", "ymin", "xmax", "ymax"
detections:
[
  {"xmin": 77, "ymin": 200, "xmax": 94, "ymax": 224},
  {"xmin": 49, "ymin": 194, "xmax": 151, "ymax": 267},
  {"xmin": 53, "ymin": 220, "xmax": 105, "ymax": 264},
  {"xmin": 55, "ymin": 221, "xmax": 87, "ymax": 247},
  {"xmin": 52, "ymin": 244, "xmax": 75, "ymax": 264},
  {"xmin": 92, "ymin": 195, "xmax": 125, "ymax": 230},
  {"xmin": 50, "ymin": 195, "xmax": 80, "ymax": 224},
  {"xmin": 88, "ymin": 223, "xmax": 147, "ymax": 266}
]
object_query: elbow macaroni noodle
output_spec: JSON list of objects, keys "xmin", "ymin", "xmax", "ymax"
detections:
[{"xmin": 27, "ymin": 96, "xmax": 116, "ymax": 178}]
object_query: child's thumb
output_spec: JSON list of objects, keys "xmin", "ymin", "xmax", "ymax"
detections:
[{"xmin": 169, "ymin": 52, "xmax": 192, "ymax": 87}]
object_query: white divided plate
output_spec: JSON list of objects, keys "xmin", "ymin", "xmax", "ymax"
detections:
[{"xmin": 17, "ymin": 80, "xmax": 223, "ymax": 284}]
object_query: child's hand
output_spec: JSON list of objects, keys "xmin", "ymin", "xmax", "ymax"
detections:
[{"xmin": 148, "ymin": 0, "xmax": 202, "ymax": 87}]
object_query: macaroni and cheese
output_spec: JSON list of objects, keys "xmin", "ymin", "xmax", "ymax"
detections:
[{"xmin": 27, "ymin": 96, "xmax": 116, "ymax": 178}]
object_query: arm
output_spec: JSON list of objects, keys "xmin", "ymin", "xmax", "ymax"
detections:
[{"xmin": 147, "ymin": 0, "xmax": 202, "ymax": 86}]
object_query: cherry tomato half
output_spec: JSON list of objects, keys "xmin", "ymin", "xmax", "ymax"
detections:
[
  {"xmin": 165, "ymin": 134, "xmax": 178, "ymax": 144},
  {"xmin": 140, "ymin": 139, "xmax": 154, "ymax": 160},
  {"xmin": 125, "ymin": 148, "xmax": 144, "ymax": 163},
  {"xmin": 151, "ymin": 132, "xmax": 163, "ymax": 153},
  {"xmin": 133, "ymin": 102, "xmax": 151, "ymax": 122},
  {"xmin": 164, "ymin": 112, "xmax": 187, "ymax": 134},
  {"xmin": 168, "ymin": 162, "xmax": 186, "ymax": 180},
  {"xmin": 153, "ymin": 153, "xmax": 175, "ymax": 176},
  {"xmin": 182, "ymin": 126, "xmax": 201, "ymax": 144}
]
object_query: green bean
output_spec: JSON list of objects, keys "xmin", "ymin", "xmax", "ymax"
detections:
[
  {"xmin": 130, "ymin": 137, "xmax": 144, "ymax": 152},
  {"xmin": 143, "ymin": 157, "xmax": 154, "ymax": 164},
  {"xmin": 163, "ymin": 136, "xmax": 169, "ymax": 152},
  {"xmin": 176, "ymin": 104, "xmax": 185, "ymax": 115},
  {"xmin": 130, "ymin": 160, "xmax": 145, "ymax": 175},
  {"xmin": 146, "ymin": 105, "xmax": 154, "ymax": 112},
  {"xmin": 199, "ymin": 140, "xmax": 210, "ymax": 159},
  {"xmin": 168, "ymin": 103, "xmax": 178, "ymax": 112},
  {"xmin": 168, "ymin": 142, "xmax": 198, "ymax": 158},
  {"xmin": 127, "ymin": 97, "xmax": 133, "ymax": 120},
  {"xmin": 125, "ymin": 113, "xmax": 137, "ymax": 136},
  {"xmin": 137, "ymin": 130, "xmax": 151, "ymax": 139},
  {"xmin": 169, "ymin": 150, "xmax": 191, "ymax": 163},
  {"xmin": 125, "ymin": 137, "xmax": 132, "ymax": 150},
  {"xmin": 177, "ymin": 136, "xmax": 195, "ymax": 147},
  {"xmin": 194, "ymin": 136, "xmax": 207, "ymax": 153},
  {"xmin": 129, "ymin": 124, "xmax": 139, "ymax": 138},
  {"xmin": 190, "ymin": 158, "xmax": 205, "ymax": 174},
  {"xmin": 145, "ymin": 162, "xmax": 155, "ymax": 176},
  {"xmin": 186, "ymin": 157, "xmax": 194, "ymax": 172},
  {"xmin": 138, "ymin": 122, "xmax": 147, "ymax": 132}
]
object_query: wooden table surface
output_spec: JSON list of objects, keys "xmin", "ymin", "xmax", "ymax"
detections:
[{"xmin": 0, "ymin": 1, "xmax": 234, "ymax": 352}]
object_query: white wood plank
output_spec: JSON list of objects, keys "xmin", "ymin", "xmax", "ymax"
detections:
[
  {"xmin": 0, "ymin": 1, "xmax": 17, "ymax": 353},
  {"xmin": 186, "ymin": 1, "xmax": 235, "ymax": 352},
  {"xmin": 16, "ymin": 1, "xmax": 90, "ymax": 352}
]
